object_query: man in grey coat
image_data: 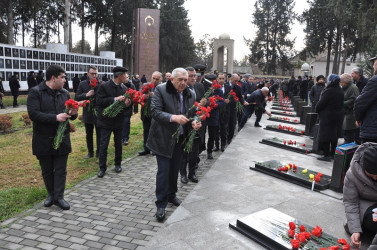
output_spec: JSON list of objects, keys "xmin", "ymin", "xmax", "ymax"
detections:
[
  {"xmin": 343, "ymin": 143, "xmax": 377, "ymax": 248},
  {"xmin": 146, "ymin": 68, "xmax": 201, "ymax": 222}
]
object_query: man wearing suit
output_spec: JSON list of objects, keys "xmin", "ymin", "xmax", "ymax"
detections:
[
  {"xmin": 180, "ymin": 67, "xmax": 205, "ymax": 184},
  {"xmin": 96, "ymin": 66, "xmax": 131, "ymax": 178},
  {"xmin": 75, "ymin": 66, "xmax": 102, "ymax": 159},
  {"xmin": 147, "ymin": 68, "xmax": 201, "ymax": 221},
  {"xmin": 9, "ymin": 73, "xmax": 20, "ymax": 107},
  {"xmin": 27, "ymin": 71, "xmax": 37, "ymax": 92},
  {"xmin": 227, "ymin": 74, "xmax": 245, "ymax": 144},
  {"xmin": 139, "ymin": 71, "xmax": 162, "ymax": 156},
  {"xmin": 214, "ymin": 73, "xmax": 231, "ymax": 152}
]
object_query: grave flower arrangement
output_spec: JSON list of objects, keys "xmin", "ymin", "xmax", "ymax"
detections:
[
  {"xmin": 103, "ymin": 88, "xmax": 142, "ymax": 118},
  {"xmin": 53, "ymin": 99, "xmax": 89, "ymax": 150},
  {"xmin": 225, "ymin": 89, "xmax": 243, "ymax": 114}
]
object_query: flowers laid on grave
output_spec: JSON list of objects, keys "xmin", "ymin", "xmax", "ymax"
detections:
[
  {"xmin": 103, "ymin": 88, "xmax": 142, "ymax": 118},
  {"xmin": 286, "ymin": 222, "xmax": 350, "ymax": 250},
  {"xmin": 53, "ymin": 99, "xmax": 89, "ymax": 150}
]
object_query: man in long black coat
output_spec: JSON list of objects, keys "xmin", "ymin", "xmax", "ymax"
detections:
[
  {"xmin": 9, "ymin": 73, "xmax": 20, "ymax": 107},
  {"xmin": 96, "ymin": 66, "xmax": 131, "ymax": 178},
  {"xmin": 215, "ymin": 73, "xmax": 231, "ymax": 152},
  {"xmin": 227, "ymin": 74, "xmax": 244, "ymax": 144},
  {"xmin": 72, "ymin": 74, "xmax": 80, "ymax": 93},
  {"xmin": 27, "ymin": 65, "xmax": 77, "ymax": 210},
  {"xmin": 27, "ymin": 71, "xmax": 37, "ymax": 92},
  {"xmin": 75, "ymin": 66, "xmax": 102, "ymax": 159}
]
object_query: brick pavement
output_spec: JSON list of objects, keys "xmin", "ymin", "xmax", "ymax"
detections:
[{"xmin": 0, "ymin": 150, "xmax": 220, "ymax": 250}]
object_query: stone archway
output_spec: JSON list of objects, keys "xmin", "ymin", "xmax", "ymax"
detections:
[{"xmin": 212, "ymin": 33, "xmax": 234, "ymax": 74}]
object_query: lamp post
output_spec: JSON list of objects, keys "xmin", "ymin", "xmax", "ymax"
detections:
[{"xmin": 301, "ymin": 62, "xmax": 310, "ymax": 77}]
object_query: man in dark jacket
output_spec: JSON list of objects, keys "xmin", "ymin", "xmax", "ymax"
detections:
[
  {"xmin": 75, "ymin": 66, "xmax": 102, "ymax": 159},
  {"xmin": 309, "ymin": 75, "xmax": 326, "ymax": 112},
  {"xmin": 132, "ymin": 74, "xmax": 141, "ymax": 91},
  {"xmin": 343, "ymin": 143, "xmax": 377, "ymax": 248},
  {"xmin": 27, "ymin": 65, "xmax": 77, "ymax": 210},
  {"xmin": 0, "ymin": 77, "xmax": 5, "ymax": 109},
  {"xmin": 352, "ymin": 67, "xmax": 368, "ymax": 94},
  {"xmin": 36, "ymin": 70, "xmax": 44, "ymax": 84},
  {"xmin": 238, "ymin": 87, "xmax": 271, "ymax": 130},
  {"xmin": 72, "ymin": 74, "xmax": 80, "ymax": 93},
  {"xmin": 27, "ymin": 71, "xmax": 37, "ymax": 92},
  {"xmin": 96, "ymin": 66, "xmax": 131, "ymax": 178},
  {"xmin": 354, "ymin": 56, "xmax": 377, "ymax": 143},
  {"xmin": 146, "ymin": 68, "xmax": 201, "ymax": 222},
  {"xmin": 180, "ymin": 67, "xmax": 205, "ymax": 184},
  {"xmin": 9, "ymin": 73, "xmax": 20, "ymax": 107},
  {"xmin": 227, "ymin": 74, "xmax": 244, "ymax": 144},
  {"xmin": 121, "ymin": 73, "xmax": 137, "ymax": 145}
]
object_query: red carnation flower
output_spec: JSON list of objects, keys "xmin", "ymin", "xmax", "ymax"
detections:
[
  {"xmin": 290, "ymin": 239, "xmax": 300, "ymax": 249},
  {"xmin": 289, "ymin": 222, "xmax": 296, "ymax": 230},
  {"xmin": 299, "ymin": 225, "xmax": 306, "ymax": 232}
]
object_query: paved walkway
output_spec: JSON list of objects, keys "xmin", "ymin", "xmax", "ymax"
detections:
[{"xmin": 0, "ymin": 105, "xmax": 27, "ymax": 114}]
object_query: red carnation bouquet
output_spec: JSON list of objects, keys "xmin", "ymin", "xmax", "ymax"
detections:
[
  {"xmin": 53, "ymin": 99, "xmax": 89, "ymax": 150},
  {"xmin": 203, "ymin": 80, "xmax": 222, "ymax": 99},
  {"xmin": 225, "ymin": 89, "xmax": 243, "ymax": 114},
  {"xmin": 88, "ymin": 78, "xmax": 98, "ymax": 116},
  {"xmin": 142, "ymin": 83, "xmax": 155, "ymax": 118},
  {"xmin": 103, "ymin": 88, "xmax": 142, "ymax": 118}
]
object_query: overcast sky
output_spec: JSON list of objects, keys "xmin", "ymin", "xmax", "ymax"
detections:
[{"xmin": 183, "ymin": 0, "xmax": 309, "ymax": 60}]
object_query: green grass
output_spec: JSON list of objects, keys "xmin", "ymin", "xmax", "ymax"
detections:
[{"xmin": 0, "ymin": 108, "xmax": 144, "ymax": 223}]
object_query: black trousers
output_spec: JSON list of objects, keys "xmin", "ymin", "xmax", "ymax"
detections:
[
  {"xmin": 37, "ymin": 154, "xmax": 68, "ymax": 201},
  {"xmin": 227, "ymin": 109, "xmax": 237, "ymax": 143},
  {"xmin": 84, "ymin": 123, "xmax": 101, "ymax": 155},
  {"xmin": 361, "ymin": 138, "xmax": 377, "ymax": 144},
  {"xmin": 362, "ymin": 203, "xmax": 377, "ymax": 233},
  {"xmin": 13, "ymin": 94, "xmax": 18, "ymax": 107},
  {"xmin": 181, "ymin": 136, "xmax": 200, "ymax": 177},
  {"xmin": 142, "ymin": 118, "xmax": 151, "ymax": 151},
  {"xmin": 156, "ymin": 136, "xmax": 187, "ymax": 208},
  {"xmin": 319, "ymin": 140, "xmax": 337, "ymax": 157},
  {"xmin": 344, "ymin": 128, "xmax": 361, "ymax": 145},
  {"xmin": 99, "ymin": 128, "xmax": 122, "ymax": 171},
  {"xmin": 215, "ymin": 120, "xmax": 228, "ymax": 148},
  {"xmin": 207, "ymin": 125, "xmax": 218, "ymax": 153}
]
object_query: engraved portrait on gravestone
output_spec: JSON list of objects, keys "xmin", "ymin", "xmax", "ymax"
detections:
[
  {"xmin": 74, "ymin": 64, "xmax": 78, "ymax": 71},
  {"xmin": 20, "ymin": 49, "xmax": 26, "ymax": 58},
  {"xmin": 66, "ymin": 55, "xmax": 70, "ymax": 62},
  {"xmin": 61, "ymin": 54, "xmax": 65, "ymax": 61},
  {"xmin": 51, "ymin": 53, "xmax": 55, "ymax": 61},
  {"xmin": 6, "ymin": 72, "xmax": 12, "ymax": 81},
  {"xmin": 75, "ymin": 55, "xmax": 78, "ymax": 62},
  {"xmin": 79, "ymin": 64, "xmax": 83, "ymax": 71},
  {"xmin": 33, "ymin": 51, "xmax": 38, "ymax": 59},
  {"xmin": 33, "ymin": 61, "xmax": 38, "ymax": 70},
  {"xmin": 5, "ymin": 47, "xmax": 11, "ymax": 57},
  {"xmin": 6, "ymin": 59, "xmax": 12, "ymax": 69},
  {"xmin": 0, "ymin": 59, "xmax": 4, "ymax": 68},
  {"xmin": 27, "ymin": 61, "xmax": 32, "ymax": 69},
  {"xmin": 0, "ymin": 72, "xmax": 4, "ymax": 80},
  {"xmin": 79, "ymin": 56, "xmax": 83, "ymax": 63},
  {"xmin": 39, "ymin": 51, "xmax": 44, "ymax": 60},
  {"xmin": 71, "ymin": 55, "xmax": 74, "ymax": 62},
  {"xmin": 0, "ymin": 46, "xmax": 3, "ymax": 56},
  {"xmin": 21, "ymin": 72, "xmax": 26, "ymax": 81},
  {"xmin": 56, "ymin": 53, "xmax": 60, "ymax": 61},
  {"xmin": 27, "ymin": 50, "xmax": 32, "ymax": 59},
  {"xmin": 46, "ymin": 62, "xmax": 50, "ymax": 68},
  {"xmin": 12, "ymin": 48, "xmax": 19, "ymax": 57},
  {"xmin": 61, "ymin": 63, "xmax": 65, "ymax": 69},
  {"xmin": 45, "ymin": 52, "xmax": 50, "ymax": 60},
  {"xmin": 91, "ymin": 57, "xmax": 94, "ymax": 64},
  {"xmin": 39, "ymin": 62, "xmax": 44, "ymax": 70},
  {"xmin": 105, "ymin": 59, "xmax": 108, "ymax": 65},
  {"xmin": 20, "ymin": 60, "xmax": 26, "ymax": 69}
]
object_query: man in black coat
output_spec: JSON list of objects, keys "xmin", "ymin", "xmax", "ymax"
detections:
[
  {"xmin": 146, "ymin": 68, "xmax": 201, "ymax": 222},
  {"xmin": 227, "ymin": 74, "xmax": 244, "ymax": 144},
  {"xmin": 9, "ymin": 73, "xmax": 20, "ymax": 107},
  {"xmin": 72, "ymin": 74, "xmax": 80, "ymax": 93},
  {"xmin": 354, "ymin": 56, "xmax": 377, "ymax": 143},
  {"xmin": 121, "ymin": 74, "xmax": 138, "ymax": 145},
  {"xmin": 36, "ymin": 70, "xmax": 44, "ymax": 84},
  {"xmin": 0, "ymin": 77, "xmax": 5, "ymax": 109},
  {"xmin": 180, "ymin": 67, "xmax": 206, "ymax": 184},
  {"xmin": 139, "ymin": 71, "xmax": 162, "ymax": 156},
  {"xmin": 27, "ymin": 71, "xmax": 37, "ymax": 92},
  {"xmin": 27, "ymin": 65, "xmax": 77, "ymax": 210},
  {"xmin": 96, "ymin": 66, "xmax": 131, "ymax": 178},
  {"xmin": 75, "ymin": 66, "xmax": 102, "ymax": 159},
  {"xmin": 309, "ymin": 75, "xmax": 326, "ymax": 112},
  {"xmin": 352, "ymin": 67, "xmax": 368, "ymax": 94},
  {"xmin": 238, "ymin": 87, "xmax": 271, "ymax": 130}
]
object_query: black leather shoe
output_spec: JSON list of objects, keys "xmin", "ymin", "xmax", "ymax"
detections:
[
  {"xmin": 156, "ymin": 208, "xmax": 165, "ymax": 222},
  {"xmin": 114, "ymin": 165, "xmax": 122, "ymax": 173},
  {"xmin": 84, "ymin": 153, "xmax": 93, "ymax": 159},
  {"xmin": 168, "ymin": 197, "xmax": 181, "ymax": 206},
  {"xmin": 221, "ymin": 146, "xmax": 225, "ymax": 152},
  {"xmin": 254, "ymin": 123, "xmax": 262, "ymax": 127},
  {"xmin": 97, "ymin": 170, "xmax": 105, "ymax": 178},
  {"xmin": 138, "ymin": 150, "xmax": 150, "ymax": 156},
  {"xmin": 213, "ymin": 147, "xmax": 220, "ymax": 152},
  {"xmin": 44, "ymin": 196, "xmax": 53, "ymax": 207},
  {"xmin": 317, "ymin": 156, "xmax": 331, "ymax": 162},
  {"xmin": 188, "ymin": 174, "xmax": 198, "ymax": 183},
  {"xmin": 207, "ymin": 153, "xmax": 213, "ymax": 159},
  {"xmin": 181, "ymin": 175, "xmax": 188, "ymax": 184},
  {"xmin": 54, "ymin": 199, "xmax": 70, "ymax": 210}
]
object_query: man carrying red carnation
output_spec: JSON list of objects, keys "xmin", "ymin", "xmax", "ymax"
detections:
[
  {"xmin": 75, "ymin": 66, "xmax": 103, "ymax": 159},
  {"xmin": 27, "ymin": 65, "xmax": 77, "ymax": 210}
]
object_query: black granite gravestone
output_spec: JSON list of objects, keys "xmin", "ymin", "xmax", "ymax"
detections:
[
  {"xmin": 271, "ymin": 106, "xmax": 295, "ymax": 111},
  {"xmin": 268, "ymin": 116, "xmax": 300, "ymax": 125},
  {"xmin": 296, "ymin": 101, "xmax": 306, "ymax": 117},
  {"xmin": 260, "ymin": 137, "xmax": 312, "ymax": 154},
  {"xmin": 271, "ymin": 110, "xmax": 297, "ymax": 117},
  {"xmin": 330, "ymin": 143, "xmax": 359, "ymax": 193},
  {"xmin": 305, "ymin": 113, "xmax": 318, "ymax": 136},
  {"xmin": 265, "ymin": 124, "xmax": 305, "ymax": 136},
  {"xmin": 312, "ymin": 124, "xmax": 320, "ymax": 153},
  {"xmin": 230, "ymin": 208, "xmax": 347, "ymax": 250},
  {"xmin": 300, "ymin": 106, "xmax": 311, "ymax": 125},
  {"xmin": 252, "ymin": 160, "xmax": 330, "ymax": 190}
]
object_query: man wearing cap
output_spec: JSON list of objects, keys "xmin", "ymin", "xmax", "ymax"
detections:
[
  {"xmin": 146, "ymin": 68, "xmax": 201, "ymax": 222},
  {"xmin": 75, "ymin": 66, "xmax": 102, "ymax": 159},
  {"xmin": 96, "ymin": 66, "xmax": 131, "ymax": 178},
  {"xmin": 343, "ymin": 143, "xmax": 377, "ymax": 248},
  {"xmin": 27, "ymin": 71, "xmax": 37, "ymax": 92},
  {"xmin": 309, "ymin": 75, "xmax": 326, "ymax": 112},
  {"xmin": 354, "ymin": 56, "xmax": 377, "ymax": 143}
]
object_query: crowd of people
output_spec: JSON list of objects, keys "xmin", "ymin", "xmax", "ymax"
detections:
[{"xmin": 18, "ymin": 53, "xmax": 377, "ymax": 247}]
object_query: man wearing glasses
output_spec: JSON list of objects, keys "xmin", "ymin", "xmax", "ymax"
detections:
[{"xmin": 75, "ymin": 66, "xmax": 102, "ymax": 159}]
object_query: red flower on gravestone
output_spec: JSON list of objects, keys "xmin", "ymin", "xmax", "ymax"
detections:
[
  {"xmin": 302, "ymin": 143, "xmax": 306, "ymax": 147},
  {"xmin": 342, "ymin": 244, "xmax": 351, "ymax": 250},
  {"xmin": 337, "ymin": 239, "xmax": 348, "ymax": 245},
  {"xmin": 296, "ymin": 232, "xmax": 306, "ymax": 243},
  {"xmin": 284, "ymin": 141, "xmax": 287, "ymax": 145},
  {"xmin": 315, "ymin": 175, "xmax": 321, "ymax": 182},
  {"xmin": 317, "ymin": 172, "xmax": 323, "ymax": 177},
  {"xmin": 328, "ymin": 246, "xmax": 340, "ymax": 250},
  {"xmin": 311, "ymin": 226, "xmax": 322, "ymax": 237},
  {"xmin": 305, "ymin": 231, "xmax": 311, "ymax": 239},
  {"xmin": 288, "ymin": 229, "xmax": 295, "ymax": 237},
  {"xmin": 299, "ymin": 225, "xmax": 306, "ymax": 232},
  {"xmin": 290, "ymin": 239, "xmax": 300, "ymax": 249}
]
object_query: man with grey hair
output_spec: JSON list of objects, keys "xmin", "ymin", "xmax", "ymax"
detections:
[
  {"xmin": 340, "ymin": 73, "xmax": 360, "ymax": 144},
  {"xmin": 351, "ymin": 67, "xmax": 368, "ymax": 94},
  {"xmin": 147, "ymin": 68, "xmax": 201, "ymax": 222},
  {"xmin": 139, "ymin": 71, "xmax": 162, "ymax": 156}
]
